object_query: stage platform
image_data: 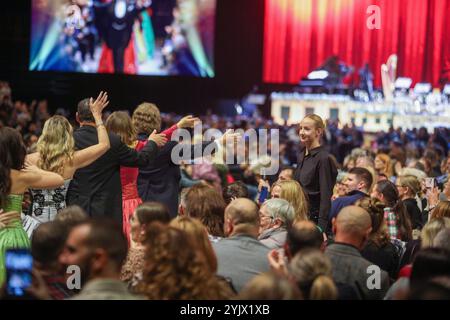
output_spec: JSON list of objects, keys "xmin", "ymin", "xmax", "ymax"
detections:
[{"xmin": 270, "ymin": 92, "xmax": 450, "ymax": 132}]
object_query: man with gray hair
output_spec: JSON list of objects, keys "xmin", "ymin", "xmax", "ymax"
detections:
[
  {"xmin": 212, "ymin": 198, "xmax": 271, "ymax": 292},
  {"xmin": 325, "ymin": 206, "xmax": 389, "ymax": 300},
  {"xmin": 258, "ymin": 198, "xmax": 295, "ymax": 249}
]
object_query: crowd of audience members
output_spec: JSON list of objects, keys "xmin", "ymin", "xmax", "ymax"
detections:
[{"xmin": 1, "ymin": 80, "xmax": 450, "ymax": 300}]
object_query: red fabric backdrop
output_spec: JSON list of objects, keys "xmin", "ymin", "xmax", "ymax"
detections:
[{"xmin": 263, "ymin": 0, "xmax": 450, "ymax": 87}]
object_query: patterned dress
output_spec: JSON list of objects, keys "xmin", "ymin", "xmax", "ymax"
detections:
[
  {"xmin": 0, "ymin": 194, "xmax": 30, "ymax": 286},
  {"xmin": 24, "ymin": 180, "xmax": 72, "ymax": 238}
]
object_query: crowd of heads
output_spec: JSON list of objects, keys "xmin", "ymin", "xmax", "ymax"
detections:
[{"xmin": 1, "ymin": 81, "xmax": 450, "ymax": 300}]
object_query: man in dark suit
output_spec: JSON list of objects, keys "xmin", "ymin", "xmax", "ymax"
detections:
[
  {"xmin": 136, "ymin": 134, "xmax": 219, "ymax": 218},
  {"xmin": 66, "ymin": 97, "xmax": 167, "ymax": 228},
  {"xmin": 133, "ymin": 105, "xmax": 240, "ymax": 218},
  {"xmin": 325, "ymin": 206, "xmax": 390, "ymax": 300}
]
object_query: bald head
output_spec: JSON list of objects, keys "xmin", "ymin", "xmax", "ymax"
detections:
[
  {"xmin": 224, "ymin": 198, "xmax": 259, "ymax": 237},
  {"xmin": 287, "ymin": 220, "xmax": 324, "ymax": 257},
  {"xmin": 333, "ymin": 206, "xmax": 372, "ymax": 249}
]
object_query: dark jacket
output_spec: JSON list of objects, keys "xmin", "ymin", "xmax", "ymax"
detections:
[
  {"xmin": 361, "ymin": 240, "xmax": 400, "ymax": 280},
  {"xmin": 403, "ymin": 198, "xmax": 423, "ymax": 230},
  {"xmin": 325, "ymin": 242, "xmax": 390, "ymax": 300},
  {"xmin": 136, "ymin": 132, "xmax": 216, "ymax": 218},
  {"xmin": 66, "ymin": 126, "xmax": 158, "ymax": 227},
  {"xmin": 329, "ymin": 190, "xmax": 368, "ymax": 222},
  {"xmin": 294, "ymin": 146, "xmax": 338, "ymax": 231}
]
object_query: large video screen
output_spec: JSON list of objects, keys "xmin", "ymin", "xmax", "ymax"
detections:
[{"xmin": 30, "ymin": 0, "xmax": 216, "ymax": 77}]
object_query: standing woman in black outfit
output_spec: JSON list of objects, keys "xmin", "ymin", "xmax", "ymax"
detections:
[{"xmin": 294, "ymin": 114, "xmax": 338, "ymax": 233}]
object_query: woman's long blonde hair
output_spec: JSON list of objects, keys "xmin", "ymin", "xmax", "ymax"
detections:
[
  {"xmin": 37, "ymin": 115, "xmax": 74, "ymax": 175},
  {"xmin": 274, "ymin": 180, "xmax": 309, "ymax": 222}
]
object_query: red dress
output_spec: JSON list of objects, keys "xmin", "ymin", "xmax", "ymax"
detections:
[{"xmin": 120, "ymin": 125, "xmax": 178, "ymax": 244}]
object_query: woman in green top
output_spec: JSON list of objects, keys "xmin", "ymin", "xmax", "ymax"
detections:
[{"xmin": 0, "ymin": 127, "xmax": 64, "ymax": 285}]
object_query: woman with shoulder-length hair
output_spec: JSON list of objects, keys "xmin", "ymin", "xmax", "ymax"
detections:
[
  {"xmin": 0, "ymin": 127, "xmax": 64, "ymax": 285},
  {"xmin": 182, "ymin": 183, "xmax": 226, "ymax": 239},
  {"xmin": 374, "ymin": 153, "xmax": 394, "ymax": 179},
  {"xmin": 294, "ymin": 114, "xmax": 337, "ymax": 232},
  {"xmin": 106, "ymin": 110, "xmax": 176, "ymax": 243},
  {"xmin": 170, "ymin": 216, "xmax": 218, "ymax": 273},
  {"xmin": 271, "ymin": 180, "xmax": 309, "ymax": 222},
  {"xmin": 24, "ymin": 92, "xmax": 110, "ymax": 236}
]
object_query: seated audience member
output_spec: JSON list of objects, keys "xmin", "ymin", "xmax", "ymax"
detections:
[
  {"xmin": 409, "ymin": 248, "xmax": 450, "ymax": 294},
  {"xmin": 271, "ymin": 180, "xmax": 308, "ymax": 222},
  {"xmin": 421, "ymin": 217, "xmax": 450, "ymax": 248},
  {"xmin": 429, "ymin": 201, "xmax": 450, "ymax": 220},
  {"xmin": 396, "ymin": 175, "xmax": 423, "ymax": 230},
  {"xmin": 326, "ymin": 206, "xmax": 390, "ymax": 300},
  {"xmin": 239, "ymin": 272, "xmax": 302, "ymax": 300},
  {"xmin": 374, "ymin": 153, "xmax": 394, "ymax": 179},
  {"xmin": 276, "ymin": 167, "xmax": 295, "ymax": 183},
  {"xmin": 213, "ymin": 198, "xmax": 271, "ymax": 292},
  {"xmin": 267, "ymin": 220, "xmax": 325, "ymax": 277},
  {"xmin": 59, "ymin": 219, "xmax": 138, "ymax": 300},
  {"xmin": 332, "ymin": 171, "xmax": 348, "ymax": 201},
  {"xmin": 170, "ymin": 217, "xmax": 218, "ymax": 274},
  {"xmin": 121, "ymin": 202, "xmax": 171, "ymax": 284},
  {"xmin": 408, "ymin": 276, "xmax": 450, "ymax": 300},
  {"xmin": 134, "ymin": 223, "xmax": 233, "ymax": 299},
  {"xmin": 31, "ymin": 221, "xmax": 75, "ymax": 299},
  {"xmin": 357, "ymin": 198, "xmax": 400, "ymax": 280},
  {"xmin": 286, "ymin": 221, "xmax": 325, "ymax": 257},
  {"xmin": 329, "ymin": 167, "xmax": 373, "ymax": 224},
  {"xmin": 222, "ymin": 181, "xmax": 249, "ymax": 205},
  {"xmin": 54, "ymin": 205, "xmax": 89, "ymax": 228},
  {"xmin": 441, "ymin": 178, "xmax": 450, "ymax": 201},
  {"xmin": 397, "ymin": 220, "xmax": 442, "ymax": 274},
  {"xmin": 258, "ymin": 198, "xmax": 295, "ymax": 249},
  {"xmin": 181, "ymin": 184, "xmax": 226, "ymax": 239},
  {"xmin": 289, "ymin": 249, "xmax": 338, "ymax": 300},
  {"xmin": 371, "ymin": 180, "xmax": 413, "ymax": 242}
]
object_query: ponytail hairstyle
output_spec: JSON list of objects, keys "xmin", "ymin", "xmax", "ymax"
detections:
[
  {"xmin": 355, "ymin": 197, "xmax": 390, "ymax": 247},
  {"xmin": 106, "ymin": 111, "xmax": 137, "ymax": 146},
  {"xmin": 0, "ymin": 127, "xmax": 26, "ymax": 207},
  {"xmin": 397, "ymin": 175, "xmax": 421, "ymax": 198},
  {"xmin": 376, "ymin": 180, "xmax": 413, "ymax": 241},
  {"xmin": 289, "ymin": 249, "xmax": 338, "ymax": 300}
]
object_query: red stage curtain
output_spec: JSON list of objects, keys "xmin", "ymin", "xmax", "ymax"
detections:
[{"xmin": 263, "ymin": 0, "xmax": 449, "ymax": 87}]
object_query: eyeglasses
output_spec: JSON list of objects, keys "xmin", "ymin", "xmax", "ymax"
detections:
[{"xmin": 259, "ymin": 213, "xmax": 274, "ymax": 221}]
